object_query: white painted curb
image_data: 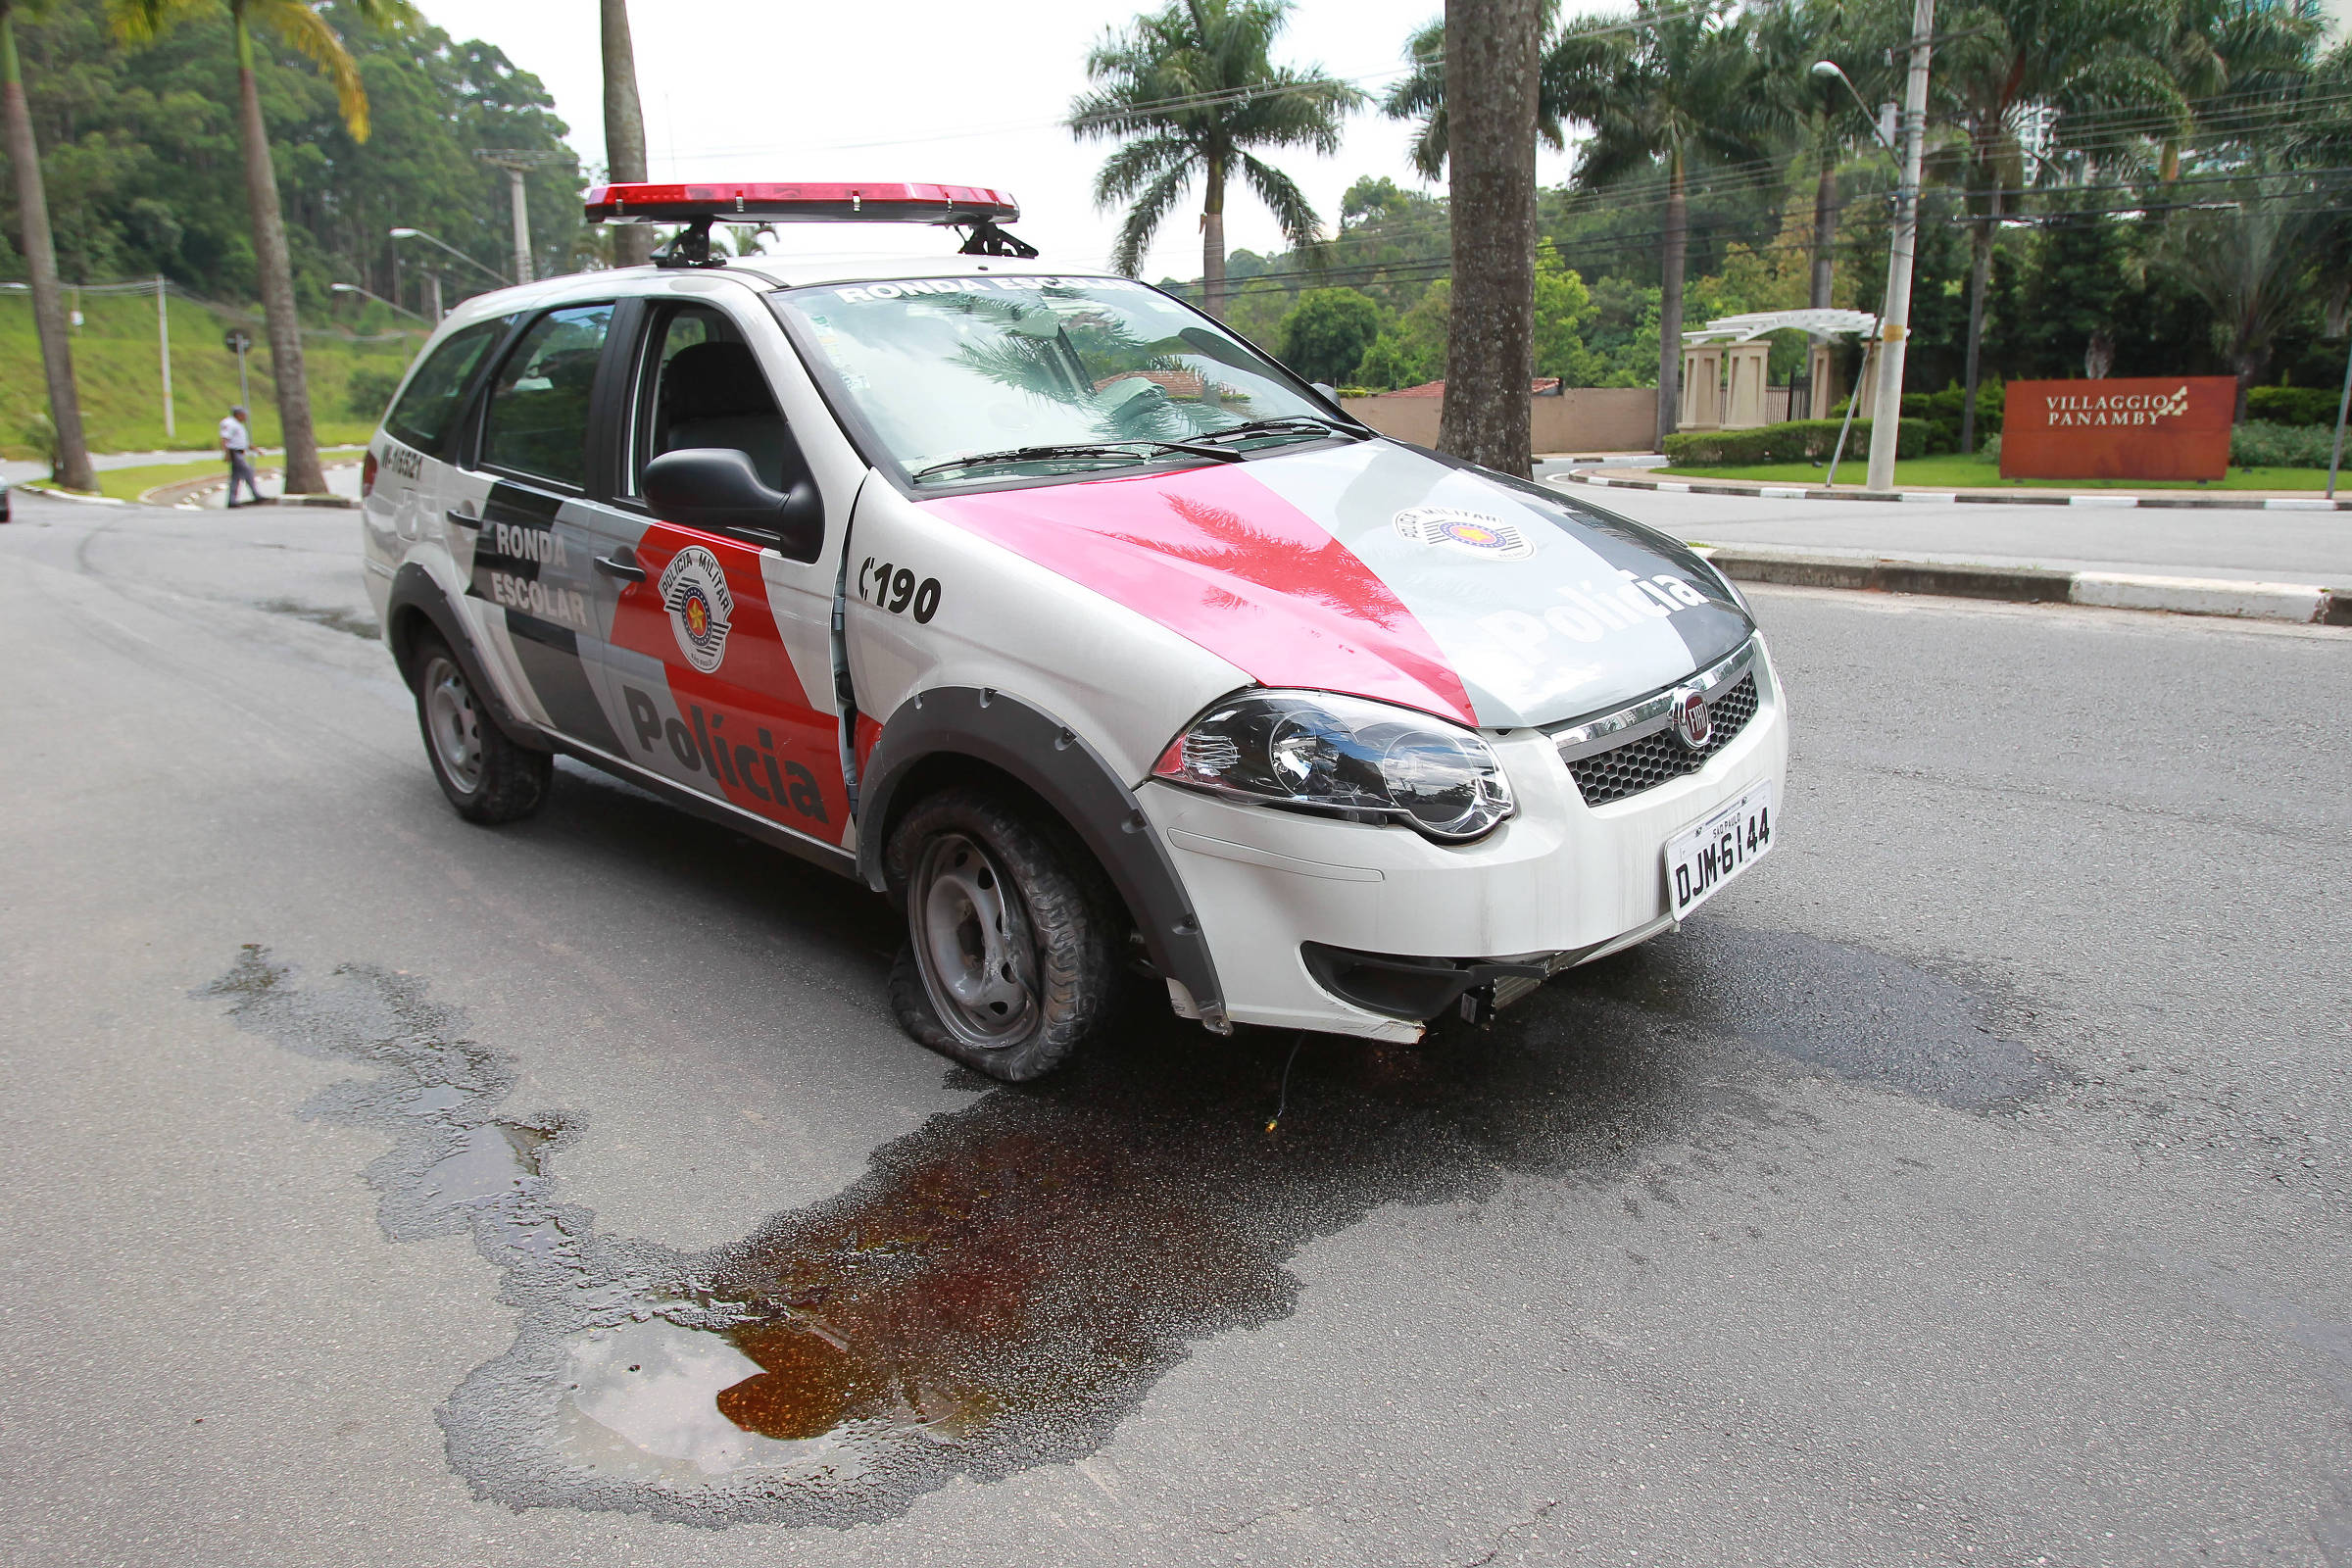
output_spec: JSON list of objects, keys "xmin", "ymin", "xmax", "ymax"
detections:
[{"xmin": 2068, "ymin": 573, "xmax": 2328, "ymax": 621}]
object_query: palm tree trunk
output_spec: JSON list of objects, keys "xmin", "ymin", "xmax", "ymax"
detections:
[
  {"xmin": 1959, "ymin": 184, "xmax": 2000, "ymax": 456},
  {"xmin": 1200, "ymin": 155, "xmax": 1228, "ymax": 320},
  {"xmin": 1809, "ymin": 130, "xmax": 1838, "ymax": 311},
  {"xmin": 1438, "ymin": 0, "xmax": 1541, "ymax": 474},
  {"xmin": 1, "ymin": 5, "xmax": 94, "ymax": 493},
  {"xmin": 600, "ymin": 0, "xmax": 653, "ymax": 269},
  {"xmin": 231, "ymin": 7, "xmax": 323, "ymax": 494},
  {"xmin": 1655, "ymin": 149, "xmax": 1689, "ymax": 452}
]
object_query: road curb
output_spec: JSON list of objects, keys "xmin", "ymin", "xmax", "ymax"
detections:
[
  {"xmin": 1692, "ymin": 546, "xmax": 2352, "ymax": 626},
  {"xmin": 12, "ymin": 483, "xmax": 130, "ymax": 507},
  {"xmin": 1559, "ymin": 467, "xmax": 2352, "ymax": 510}
]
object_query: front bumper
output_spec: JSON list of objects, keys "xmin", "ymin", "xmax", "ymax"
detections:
[{"xmin": 1140, "ymin": 641, "xmax": 1790, "ymax": 1041}]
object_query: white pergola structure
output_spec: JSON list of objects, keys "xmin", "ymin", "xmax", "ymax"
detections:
[{"xmin": 1679, "ymin": 309, "xmax": 1879, "ymax": 430}]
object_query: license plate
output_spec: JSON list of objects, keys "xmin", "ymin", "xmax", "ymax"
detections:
[{"xmin": 1664, "ymin": 780, "xmax": 1776, "ymax": 918}]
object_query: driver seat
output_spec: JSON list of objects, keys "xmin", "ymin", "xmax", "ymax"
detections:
[{"xmin": 661, "ymin": 341, "xmax": 789, "ymax": 488}]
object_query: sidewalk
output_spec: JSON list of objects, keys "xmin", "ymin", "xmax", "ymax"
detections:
[
  {"xmin": 1556, "ymin": 465, "xmax": 2351, "ymax": 510},
  {"xmin": 1544, "ymin": 472, "xmax": 2352, "ymax": 587}
]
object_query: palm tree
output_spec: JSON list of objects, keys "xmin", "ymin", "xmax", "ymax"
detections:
[
  {"xmin": 112, "ymin": 0, "xmax": 415, "ymax": 494},
  {"xmin": 599, "ymin": 0, "xmax": 653, "ymax": 269},
  {"xmin": 1070, "ymin": 0, "xmax": 1363, "ymax": 320},
  {"xmin": 1750, "ymin": 0, "xmax": 1900, "ymax": 313},
  {"xmin": 1438, "ymin": 0, "xmax": 1545, "ymax": 473},
  {"xmin": 2151, "ymin": 165, "xmax": 2325, "ymax": 417},
  {"xmin": 1549, "ymin": 1, "xmax": 1771, "ymax": 450},
  {"xmin": 1382, "ymin": 6, "xmax": 1576, "ymax": 182},
  {"xmin": 1, "ymin": 0, "xmax": 95, "ymax": 491},
  {"xmin": 1929, "ymin": 0, "xmax": 2180, "ymax": 452}
]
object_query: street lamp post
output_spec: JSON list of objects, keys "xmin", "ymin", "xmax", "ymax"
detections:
[
  {"xmin": 329, "ymin": 281, "xmax": 427, "ymax": 323},
  {"xmin": 1810, "ymin": 59, "xmax": 1903, "ymax": 488},
  {"xmin": 388, "ymin": 227, "xmax": 510, "ymax": 293}
]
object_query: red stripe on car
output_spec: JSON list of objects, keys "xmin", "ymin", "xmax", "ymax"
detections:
[{"xmin": 924, "ymin": 464, "xmax": 1476, "ymax": 726}]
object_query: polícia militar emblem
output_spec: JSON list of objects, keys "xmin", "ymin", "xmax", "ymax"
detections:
[
  {"xmin": 659, "ymin": 546, "xmax": 734, "ymax": 673},
  {"xmin": 1392, "ymin": 505, "xmax": 1535, "ymax": 560}
]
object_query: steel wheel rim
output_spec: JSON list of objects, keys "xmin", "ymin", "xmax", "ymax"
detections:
[
  {"xmin": 421, "ymin": 654, "xmax": 484, "ymax": 792},
  {"xmin": 910, "ymin": 832, "xmax": 1039, "ymax": 1050}
]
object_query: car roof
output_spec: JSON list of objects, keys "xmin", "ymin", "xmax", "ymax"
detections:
[
  {"xmin": 422, "ymin": 248, "xmax": 1140, "ymax": 342},
  {"xmin": 722, "ymin": 252, "xmax": 1125, "ymax": 291}
]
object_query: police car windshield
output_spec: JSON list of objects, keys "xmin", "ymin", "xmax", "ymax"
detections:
[{"xmin": 770, "ymin": 276, "xmax": 1347, "ymax": 484}]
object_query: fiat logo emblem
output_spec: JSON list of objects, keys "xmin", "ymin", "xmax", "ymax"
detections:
[{"xmin": 1671, "ymin": 688, "xmax": 1712, "ymax": 750}]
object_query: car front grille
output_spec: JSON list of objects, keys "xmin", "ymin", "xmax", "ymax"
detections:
[{"xmin": 1566, "ymin": 673, "xmax": 1760, "ymax": 807}]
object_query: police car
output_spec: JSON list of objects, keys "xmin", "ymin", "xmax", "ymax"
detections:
[{"xmin": 359, "ymin": 182, "xmax": 1787, "ymax": 1081}]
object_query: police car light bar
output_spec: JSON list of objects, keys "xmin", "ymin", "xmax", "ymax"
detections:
[{"xmin": 582, "ymin": 181, "xmax": 1019, "ymax": 226}]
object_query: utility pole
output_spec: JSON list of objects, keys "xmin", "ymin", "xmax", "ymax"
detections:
[
  {"xmin": 224, "ymin": 327, "xmax": 252, "ymax": 409},
  {"xmin": 425, "ymin": 271, "xmax": 443, "ymax": 321},
  {"xmin": 1862, "ymin": 0, "xmax": 1937, "ymax": 493},
  {"xmin": 157, "ymin": 273, "xmax": 175, "ymax": 442},
  {"xmin": 1865, "ymin": 0, "xmax": 1935, "ymax": 493},
  {"xmin": 475, "ymin": 150, "xmax": 567, "ymax": 285}
]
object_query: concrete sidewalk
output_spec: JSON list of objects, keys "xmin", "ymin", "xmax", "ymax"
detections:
[
  {"xmin": 1697, "ymin": 543, "xmax": 2348, "ymax": 626},
  {"xmin": 1547, "ymin": 473, "xmax": 2352, "ymax": 587}
]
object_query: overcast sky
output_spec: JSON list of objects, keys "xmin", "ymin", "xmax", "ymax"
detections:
[{"xmin": 427, "ymin": 0, "xmax": 1575, "ymax": 277}]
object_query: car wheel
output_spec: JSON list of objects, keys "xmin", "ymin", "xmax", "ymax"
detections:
[
  {"xmin": 886, "ymin": 788, "xmax": 1117, "ymax": 1082},
  {"xmin": 411, "ymin": 631, "xmax": 551, "ymax": 824}
]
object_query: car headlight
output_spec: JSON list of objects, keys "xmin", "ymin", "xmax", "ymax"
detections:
[{"xmin": 1153, "ymin": 690, "xmax": 1515, "ymax": 843}]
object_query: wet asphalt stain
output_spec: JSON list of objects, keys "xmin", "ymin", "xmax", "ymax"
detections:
[
  {"xmin": 202, "ymin": 922, "xmax": 2051, "ymax": 1530},
  {"xmin": 253, "ymin": 598, "xmax": 380, "ymax": 640}
]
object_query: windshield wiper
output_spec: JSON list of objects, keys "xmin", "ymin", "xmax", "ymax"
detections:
[
  {"xmin": 910, "ymin": 439, "xmax": 1244, "ymax": 482},
  {"xmin": 1192, "ymin": 416, "xmax": 1365, "ymax": 448}
]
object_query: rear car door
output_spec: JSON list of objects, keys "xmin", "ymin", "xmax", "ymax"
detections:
[
  {"xmin": 455, "ymin": 301, "xmax": 635, "ymax": 752},
  {"xmin": 588, "ymin": 296, "xmax": 851, "ymax": 847}
]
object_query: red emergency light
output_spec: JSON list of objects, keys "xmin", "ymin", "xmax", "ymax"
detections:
[{"xmin": 583, "ymin": 181, "xmax": 1019, "ymax": 226}]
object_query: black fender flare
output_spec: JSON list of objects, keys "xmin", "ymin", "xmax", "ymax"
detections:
[
  {"xmin": 384, "ymin": 562, "xmax": 547, "ymax": 749},
  {"xmin": 856, "ymin": 686, "xmax": 1228, "ymax": 1032}
]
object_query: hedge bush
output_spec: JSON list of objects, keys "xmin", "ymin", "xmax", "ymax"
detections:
[
  {"xmin": 1898, "ymin": 381, "xmax": 2005, "ymax": 452},
  {"xmin": 1664, "ymin": 416, "xmax": 1932, "ymax": 466},
  {"xmin": 2231, "ymin": 419, "xmax": 2340, "ymax": 467},
  {"xmin": 2245, "ymin": 385, "xmax": 2340, "ymax": 427}
]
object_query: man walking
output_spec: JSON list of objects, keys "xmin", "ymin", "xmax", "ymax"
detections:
[{"xmin": 220, "ymin": 405, "xmax": 263, "ymax": 508}]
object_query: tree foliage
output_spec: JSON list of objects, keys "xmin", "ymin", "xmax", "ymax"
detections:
[
  {"xmin": 1070, "ymin": 0, "xmax": 1361, "ymax": 318},
  {"xmin": 0, "ymin": 0, "xmax": 577, "ymax": 312}
]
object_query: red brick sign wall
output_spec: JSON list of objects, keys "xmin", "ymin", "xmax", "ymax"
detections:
[{"xmin": 2000, "ymin": 376, "xmax": 2235, "ymax": 481}]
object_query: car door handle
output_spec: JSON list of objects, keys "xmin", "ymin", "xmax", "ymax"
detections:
[{"xmin": 595, "ymin": 551, "xmax": 647, "ymax": 583}]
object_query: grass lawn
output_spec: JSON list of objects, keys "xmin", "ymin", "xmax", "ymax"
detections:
[
  {"xmin": 1655, "ymin": 456, "xmax": 2337, "ymax": 491},
  {"xmin": 23, "ymin": 447, "xmax": 368, "ymax": 502},
  {"xmin": 1, "ymin": 289, "xmax": 419, "ymax": 459}
]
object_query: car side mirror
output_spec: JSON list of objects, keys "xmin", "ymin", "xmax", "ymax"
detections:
[{"xmin": 644, "ymin": 446, "xmax": 824, "ymax": 561}]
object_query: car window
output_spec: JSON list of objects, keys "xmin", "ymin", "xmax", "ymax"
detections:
[
  {"xmin": 384, "ymin": 319, "xmax": 505, "ymax": 456},
  {"xmin": 479, "ymin": 304, "xmax": 614, "ymax": 489},
  {"xmin": 629, "ymin": 303, "xmax": 789, "ymax": 495},
  {"xmin": 770, "ymin": 277, "xmax": 1337, "ymax": 484}
]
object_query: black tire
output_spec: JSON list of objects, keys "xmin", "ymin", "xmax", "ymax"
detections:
[
  {"xmin": 410, "ymin": 630, "xmax": 551, "ymax": 824},
  {"xmin": 885, "ymin": 788, "xmax": 1118, "ymax": 1082}
]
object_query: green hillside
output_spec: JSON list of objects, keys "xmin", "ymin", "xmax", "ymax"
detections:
[{"xmin": 1, "ymin": 289, "xmax": 426, "ymax": 462}]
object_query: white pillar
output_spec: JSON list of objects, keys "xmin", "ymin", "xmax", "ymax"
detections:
[{"xmin": 1724, "ymin": 343, "xmax": 1771, "ymax": 428}]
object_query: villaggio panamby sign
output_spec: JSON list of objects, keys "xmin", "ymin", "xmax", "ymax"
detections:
[{"xmin": 2001, "ymin": 375, "xmax": 2235, "ymax": 481}]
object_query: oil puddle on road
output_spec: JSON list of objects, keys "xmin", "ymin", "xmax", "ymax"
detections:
[{"xmin": 204, "ymin": 923, "xmax": 2051, "ymax": 1529}]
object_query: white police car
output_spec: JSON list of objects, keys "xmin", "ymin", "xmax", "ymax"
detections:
[{"xmin": 359, "ymin": 182, "xmax": 1787, "ymax": 1080}]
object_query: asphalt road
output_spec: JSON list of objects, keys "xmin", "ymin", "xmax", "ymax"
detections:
[
  {"xmin": 1543, "ymin": 475, "xmax": 2352, "ymax": 586},
  {"xmin": 3, "ymin": 488, "xmax": 2348, "ymax": 1567}
]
